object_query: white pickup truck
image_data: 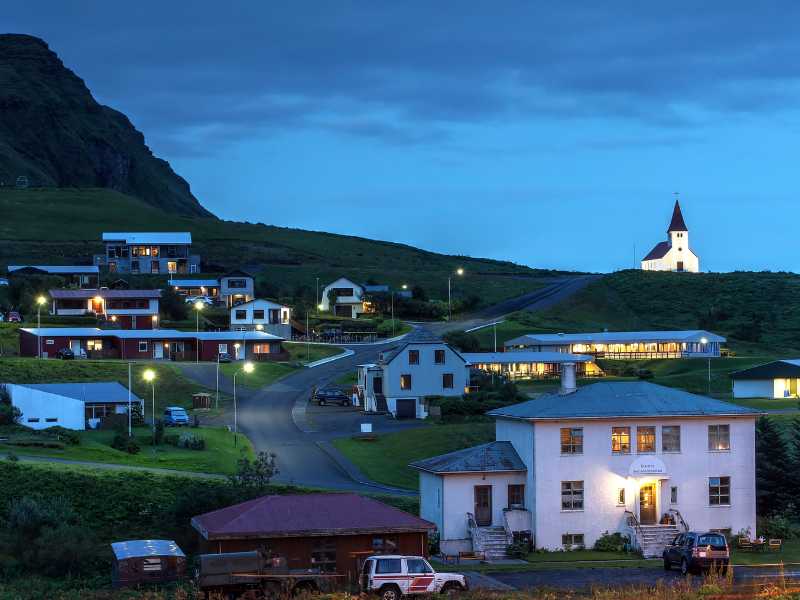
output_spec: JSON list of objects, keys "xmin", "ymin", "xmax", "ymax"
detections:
[{"xmin": 360, "ymin": 555, "xmax": 467, "ymax": 600}]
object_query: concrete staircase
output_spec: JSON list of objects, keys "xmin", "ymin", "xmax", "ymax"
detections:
[
  {"xmin": 473, "ymin": 526, "xmax": 512, "ymax": 560},
  {"xmin": 639, "ymin": 525, "xmax": 679, "ymax": 558}
]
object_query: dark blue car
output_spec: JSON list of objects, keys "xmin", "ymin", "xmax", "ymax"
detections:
[{"xmin": 663, "ymin": 531, "xmax": 729, "ymax": 575}]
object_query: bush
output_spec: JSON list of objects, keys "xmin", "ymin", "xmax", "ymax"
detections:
[
  {"xmin": 177, "ymin": 432, "xmax": 205, "ymax": 451},
  {"xmin": 0, "ymin": 384, "xmax": 21, "ymax": 426},
  {"xmin": 506, "ymin": 541, "xmax": 528, "ymax": 558},
  {"xmin": 758, "ymin": 514, "xmax": 800, "ymax": 540},
  {"xmin": 41, "ymin": 426, "xmax": 80, "ymax": 445},
  {"xmin": 593, "ymin": 531, "xmax": 629, "ymax": 552},
  {"xmin": 110, "ymin": 433, "xmax": 140, "ymax": 455}
]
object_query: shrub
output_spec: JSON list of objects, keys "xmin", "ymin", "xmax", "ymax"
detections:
[
  {"xmin": 758, "ymin": 514, "xmax": 800, "ymax": 540},
  {"xmin": 42, "ymin": 426, "xmax": 80, "ymax": 445},
  {"xmin": 0, "ymin": 384, "xmax": 21, "ymax": 426},
  {"xmin": 177, "ymin": 432, "xmax": 205, "ymax": 451},
  {"xmin": 110, "ymin": 433, "xmax": 140, "ymax": 455},
  {"xmin": 593, "ymin": 531, "xmax": 629, "ymax": 552},
  {"xmin": 506, "ymin": 541, "xmax": 528, "ymax": 558},
  {"xmin": 230, "ymin": 451, "xmax": 279, "ymax": 489}
]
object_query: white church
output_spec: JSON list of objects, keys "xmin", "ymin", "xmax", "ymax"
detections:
[{"xmin": 641, "ymin": 200, "xmax": 699, "ymax": 273}]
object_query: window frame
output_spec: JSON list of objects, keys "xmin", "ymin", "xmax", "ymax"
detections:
[
  {"xmin": 637, "ymin": 426, "xmax": 656, "ymax": 454},
  {"xmin": 617, "ymin": 488, "xmax": 626, "ymax": 506},
  {"xmin": 561, "ymin": 480, "xmax": 584, "ymax": 512},
  {"xmin": 662, "ymin": 425, "xmax": 681, "ymax": 453},
  {"xmin": 400, "ymin": 374, "xmax": 412, "ymax": 390},
  {"xmin": 442, "ymin": 373, "xmax": 454, "ymax": 389},
  {"xmin": 508, "ymin": 484, "xmax": 525, "ymax": 508},
  {"xmin": 560, "ymin": 427, "xmax": 584, "ymax": 455},
  {"xmin": 408, "ymin": 349, "xmax": 420, "ymax": 365},
  {"xmin": 611, "ymin": 426, "xmax": 631, "ymax": 454},
  {"xmin": 670, "ymin": 486, "xmax": 678, "ymax": 504},
  {"xmin": 434, "ymin": 349, "xmax": 446, "ymax": 364},
  {"xmin": 709, "ymin": 476, "xmax": 731, "ymax": 506},
  {"xmin": 234, "ymin": 309, "xmax": 247, "ymax": 320},
  {"xmin": 708, "ymin": 424, "xmax": 731, "ymax": 452},
  {"xmin": 138, "ymin": 341, "xmax": 148, "ymax": 353},
  {"xmin": 561, "ymin": 533, "xmax": 585, "ymax": 549}
]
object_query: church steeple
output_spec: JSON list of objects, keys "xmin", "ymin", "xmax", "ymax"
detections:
[{"xmin": 667, "ymin": 199, "xmax": 688, "ymax": 233}]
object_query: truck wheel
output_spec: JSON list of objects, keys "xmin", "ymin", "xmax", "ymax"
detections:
[
  {"xmin": 680, "ymin": 558, "xmax": 689, "ymax": 576},
  {"xmin": 319, "ymin": 399, "xmax": 326, "ymax": 406},
  {"xmin": 441, "ymin": 582, "xmax": 463, "ymax": 596},
  {"xmin": 663, "ymin": 557, "xmax": 671, "ymax": 571},
  {"xmin": 380, "ymin": 584, "xmax": 403, "ymax": 600}
]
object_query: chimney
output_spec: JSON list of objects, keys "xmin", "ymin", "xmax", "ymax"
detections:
[{"xmin": 559, "ymin": 362, "xmax": 577, "ymax": 395}]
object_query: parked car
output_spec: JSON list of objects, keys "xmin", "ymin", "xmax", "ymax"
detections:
[
  {"xmin": 163, "ymin": 406, "xmax": 190, "ymax": 426},
  {"xmin": 360, "ymin": 555, "xmax": 467, "ymax": 600},
  {"xmin": 7, "ymin": 311, "xmax": 21, "ymax": 323},
  {"xmin": 185, "ymin": 296, "xmax": 213, "ymax": 306},
  {"xmin": 313, "ymin": 388, "xmax": 350, "ymax": 407},
  {"xmin": 56, "ymin": 348, "xmax": 75, "ymax": 360},
  {"xmin": 217, "ymin": 352, "xmax": 232, "ymax": 363},
  {"xmin": 663, "ymin": 531, "xmax": 729, "ymax": 575},
  {"xmin": 0, "ymin": 313, "xmax": 4, "ymax": 322}
]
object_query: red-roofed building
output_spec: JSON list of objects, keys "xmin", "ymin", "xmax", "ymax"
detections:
[
  {"xmin": 641, "ymin": 200, "xmax": 699, "ymax": 273},
  {"xmin": 191, "ymin": 493, "xmax": 434, "ymax": 580}
]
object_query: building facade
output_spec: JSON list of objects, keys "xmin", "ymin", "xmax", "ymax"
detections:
[
  {"xmin": 49, "ymin": 288, "xmax": 161, "ymax": 329},
  {"xmin": 320, "ymin": 277, "xmax": 370, "ymax": 318},
  {"xmin": 641, "ymin": 200, "xmax": 700, "ymax": 273},
  {"xmin": 94, "ymin": 232, "xmax": 200, "ymax": 274},
  {"xmin": 731, "ymin": 359, "xmax": 800, "ymax": 399},
  {"xmin": 462, "ymin": 351, "xmax": 602, "ymax": 380},
  {"xmin": 219, "ymin": 270, "xmax": 255, "ymax": 307},
  {"xmin": 230, "ymin": 298, "xmax": 292, "ymax": 338}
]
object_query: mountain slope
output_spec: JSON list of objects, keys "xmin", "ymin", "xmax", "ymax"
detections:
[{"xmin": 0, "ymin": 34, "xmax": 210, "ymax": 217}]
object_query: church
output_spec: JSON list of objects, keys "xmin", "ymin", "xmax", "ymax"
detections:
[{"xmin": 641, "ymin": 200, "xmax": 699, "ymax": 273}]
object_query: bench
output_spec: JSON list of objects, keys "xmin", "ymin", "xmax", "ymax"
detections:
[
  {"xmin": 769, "ymin": 539, "xmax": 783, "ymax": 552},
  {"xmin": 457, "ymin": 551, "xmax": 486, "ymax": 563}
]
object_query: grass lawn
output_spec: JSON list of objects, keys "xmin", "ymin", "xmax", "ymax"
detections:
[
  {"xmin": 220, "ymin": 360, "xmax": 296, "ymax": 389},
  {"xmin": 0, "ymin": 425, "xmax": 254, "ymax": 474},
  {"xmin": 335, "ymin": 370, "xmax": 358, "ymax": 386},
  {"xmin": 729, "ymin": 397, "xmax": 800, "ymax": 411},
  {"xmin": 433, "ymin": 552, "xmax": 657, "ymax": 572},
  {"xmin": 332, "ymin": 422, "xmax": 495, "ymax": 490},
  {"xmin": 731, "ymin": 539, "xmax": 800, "ymax": 565},
  {"xmin": 284, "ymin": 342, "xmax": 345, "ymax": 363}
]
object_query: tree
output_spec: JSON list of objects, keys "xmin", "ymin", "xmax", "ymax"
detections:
[
  {"xmin": 0, "ymin": 385, "xmax": 21, "ymax": 426},
  {"xmin": 756, "ymin": 416, "xmax": 792, "ymax": 516},
  {"xmin": 443, "ymin": 331, "xmax": 481, "ymax": 352},
  {"xmin": 786, "ymin": 415, "xmax": 800, "ymax": 508},
  {"xmin": 230, "ymin": 451, "xmax": 279, "ymax": 490},
  {"xmin": 160, "ymin": 285, "xmax": 187, "ymax": 320},
  {"xmin": 411, "ymin": 285, "xmax": 427, "ymax": 301}
]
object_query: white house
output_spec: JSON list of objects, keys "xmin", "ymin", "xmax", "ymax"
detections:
[
  {"xmin": 412, "ymin": 370, "xmax": 758, "ymax": 558},
  {"xmin": 219, "ymin": 270, "xmax": 255, "ymax": 308},
  {"xmin": 357, "ymin": 341, "xmax": 470, "ymax": 419},
  {"xmin": 641, "ymin": 200, "xmax": 700, "ymax": 272},
  {"xmin": 731, "ymin": 360, "xmax": 800, "ymax": 399},
  {"xmin": 230, "ymin": 298, "xmax": 292, "ymax": 338},
  {"xmin": 319, "ymin": 277, "xmax": 369, "ymax": 318},
  {"xmin": 4, "ymin": 382, "xmax": 142, "ymax": 430},
  {"xmin": 504, "ymin": 330, "xmax": 725, "ymax": 359}
]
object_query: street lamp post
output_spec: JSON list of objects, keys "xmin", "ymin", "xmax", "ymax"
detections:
[
  {"xmin": 143, "ymin": 369, "xmax": 156, "ymax": 448},
  {"xmin": 391, "ymin": 291, "xmax": 395, "ymax": 337},
  {"xmin": 35, "ymin": 295, "xmax": 47, "ymax": 358},
  {"xmin": 232, "ymin": 361, "xmax": 254, "ymax": 447},
  {"xmin": 448, "ymin": 268, "xmax": 464, "ymax": 321},
  {"xmin": 701, "ymin": 337, "xmax": 710, "ymax": 395},
  {"xmin": 193, "ymin": 300, "xmax": 204, "ymax": 363},
  {"xmin": 215, "ymin": 352, "xmax": 220, "ymax": 411},
  {"xmin": 127, "ymin": 362, "xmax": 133, "ymax": 436}
]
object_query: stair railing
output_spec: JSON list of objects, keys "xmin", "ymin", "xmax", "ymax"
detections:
[
  {"xmin": 668, "ymin": 508, "xmax": 690, "ymax": 533},
  {"xmin": 501, "ymin": 510, "xmax": 514, "ymax": 546},
  {"xmin": 624, "ymin": 510, "xmax": 644, "ymax": 552}
]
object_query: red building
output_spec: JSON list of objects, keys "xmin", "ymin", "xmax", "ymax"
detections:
[
  {"xmin": 19, "ymin": 328, "xmax": 287, "ymax": 361},
  {"xmin": 49, "ymin": 289, "xmax": 161, "ymax": 329},
  {"xmin": 191, "ymin": 493, "xmax": 434, "ymax": 582}
]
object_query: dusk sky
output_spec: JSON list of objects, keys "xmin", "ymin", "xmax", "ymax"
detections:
[{"xmin": 6, "ymin": 2, "xmax": 800, "ymax": 273}]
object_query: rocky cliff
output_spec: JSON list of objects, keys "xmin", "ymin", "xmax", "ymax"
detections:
[{"xmin": 0, "ymin": 34, "xmax": 212, "ymax": 217}]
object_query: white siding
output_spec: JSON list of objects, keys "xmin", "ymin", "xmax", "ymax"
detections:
[
  {"xmin": 8, "ymin": 385, "xmax": 85, "ymax": 430},
  {"xmin": 733, "ymin": 379, "xmax": 774, "ymax": 399},
  {"xmin": 419, "ymin": 471, "xmax": 444, "ymax": 534},
  {"xmin": 495, "ymin": 419, "xmax": 536, "ymax": 517},
  {"xmin": 384, "ymin": 344, "xmax": 468, "ymax": 399}
]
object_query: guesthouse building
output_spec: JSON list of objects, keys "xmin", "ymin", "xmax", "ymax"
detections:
[
  {"xmin": 94, "ymin": 232, "xmax": 200, "ymax": 274},
  {"xmin": 462, "ymin": 351, "xmax": 602, "ymax": 380},
  {"xmin": 230, "ymin": 298, "xmax": 292, "ymax": 338},
  {"xmin": 731, "ymin": 360, "xmax": 800, "ymax": 399},
  {"xmin": 49, "ymin": 288, "xmax": 161, "ymax": 329}
]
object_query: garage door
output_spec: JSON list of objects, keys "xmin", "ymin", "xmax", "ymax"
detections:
[{"xmin": 396, "ymin": 398, "xmax": 417, "ymax": 419}]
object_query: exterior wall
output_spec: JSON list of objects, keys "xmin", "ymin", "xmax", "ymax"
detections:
[
  {"xmin": 733, "ymin": 379, "xmax": 775, "ymax": 399},
  {"xmin": 383, "ymin": 344, "xmax": 469, "ymax": 399},
  {"xmin": 531, "ymin": 417, "xmax": 757, "ymax": 551},
  {"xmin": 220, "ymin": 276, "xmax": 255, "ymax": 307},
  {"xmin": 320, "ymin": 278, "xmax": 365, "ymax": 315},
  {"xmin": 495, "ymin": 420, "xmax": 536, "ymax": 519},
  {"xmin": 419, "ymin": 471, "xmax": 444, "ymax": 537},
  {"xmin": 230, "ymin": 300, "xmax": 291, "ymax": 337},
  {"xmin": 112, "ymin": 315, "xmax": 156, "ymax": 330},
  {"xmin": 641, "ymin": 234, "xmax": 699, "ymax": 273},
  {"xmin": 8, "ymin": 385, "xmax": 85, "ymax": 430}
]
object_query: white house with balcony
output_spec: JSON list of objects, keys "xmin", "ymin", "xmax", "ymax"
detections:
[
  {"xmin": 320, "ymin": 277, "xmax": 369, "ymax": 318},
  {"xmin": 357, "ymin": 341, "xmax": 470, "ymax": 419},
  {"xmin": 219, "ymin": 270, "xmax": 255, "ymax": 308},
  {"xmin": 230, "ymin": 298, "xmax": 292, "ymax": 338},
  {"xmin": 412, "ymin": 369, "xmax": 758, "ymax": 558},
  {"xmin": 504, "ymin": 330, "xmax": 725, "ymax": 359}
]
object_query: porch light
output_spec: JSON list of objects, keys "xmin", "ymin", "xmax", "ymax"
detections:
[
  {"xmin": 111, "ymin": 315, "xmax": 117, "ymax": 322},
  {"xmin": 234, "ymin": 343, "xmax": 241, "ymax": 349},
  {"xmin": 700, "ymin": 337, "xmax": 708, "ymax": 345},
  {"xmin": 164, "ymin": 343, "xmax": 169, "ymax": 348},
  {"xmin": 93, "ymin": 295, "xmax": 103, "ymax": 304},
  {"xmin": 152, "ymin": 315, "xmax": 158, "ymax": 321}
]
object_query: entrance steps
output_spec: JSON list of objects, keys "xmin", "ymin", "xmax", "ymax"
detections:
[
  {"xmin": 639, "ymin": 525, "xmax": 680, "ymax": 558},
  {"xmin": 473, "ymin": 526, "xmax": 512, "ymax": 561}
]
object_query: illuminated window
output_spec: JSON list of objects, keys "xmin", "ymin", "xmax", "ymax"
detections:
[
  {"xmin": 561, "ymin": 481, "xmax": 583, "ymax": 511},
  {"xmin": 400, "ymin": 374, "xmax": 412, "ymax": 389},
  {"xmin": 611, "ymin": 427, "xmax": 631, "ymax": 454},
  {"xmin": 709, "ymin": 477, "xmax": 730, "ymax": 506},
  {"xmin": 637, "ymin": 426, "xmax": 656, "ymax": 453},
  {"xmin": 46, "ymin": 339, "xmax": 54, "ymax": 345},
  {"xmin": 708, "ymin": 425, "xmax": 730, "ymax": 451},
  {"xmin": 87, "ymin": 339, "xmax": 103, "ymax": 351},
  {"xmin": 442, "ymin": 373, "xmax": 454, "ymax": 389},
  {"xmin": 617, "ymin": 488, "xmax": 626, "ymax": 506},
  {"xmin": 218, "ymin": 343, "xmax": 228, "ymax": 353},
  {"xmin": 662, "ymin": 426, "xmax": 681, "ymax": 453},
  {"xmin": 560, "ymin": 428, "xmax": 583, "ymax": 455},
  {"xmin": 408, "ymin": 350, "xmax": 419, "ymax": 365},
  {"xmin": 253, "ymin": 343, "xmax": 271, "ymax": 354}
]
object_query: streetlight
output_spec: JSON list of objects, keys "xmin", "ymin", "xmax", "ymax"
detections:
[
  {"xmin": 35, "ymin": 295, "xmax": 47, "ymax": 358},
  {"xmin": 701, "ymin": 337, "xmax": 711, "ymax": 395},
  {"xmin": 233, "ymin": 361, "xmax": 254, "ymax": 447},
  {"xmin": 142, "ymin": 369, "xmax": 156, "ymax": 448},
  {"xmin": 448, "ymin": 268, "xmax": 464, "ymax": 321},
  {"xmin": 193, "ymin": 300, "xmax": 204, "ymax": 362}
]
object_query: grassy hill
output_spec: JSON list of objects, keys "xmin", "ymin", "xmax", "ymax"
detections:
[
  {"xmin": 474, "ymin": 270, "xmax": 800, "ymax": 354},
  {"xmin": 0, "ymin": 187, "xmax": 565, "ymax": 306}
]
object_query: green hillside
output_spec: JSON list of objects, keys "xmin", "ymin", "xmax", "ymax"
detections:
[
  {"xmin": 474, "ymin": 270, "xmax": 800, "ymax": 354},
  {"xmin": 0, "ymin": 187, "xmax": 562, "ymax": 306}
]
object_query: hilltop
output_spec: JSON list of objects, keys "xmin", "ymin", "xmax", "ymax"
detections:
[
  {"xmin": 0, "ymin": 187, "xmax": 564, "ymax": 305},
  {"xmin": 0, "ymin": 34, "xmax": 209, "ymax": 217}
]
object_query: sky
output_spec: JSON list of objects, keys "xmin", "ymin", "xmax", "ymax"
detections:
[{"xmin": 6, "ymin": 2, "xmax": 800, "ymax": 273}]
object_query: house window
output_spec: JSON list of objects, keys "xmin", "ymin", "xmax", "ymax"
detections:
[
  {"xmin": 235, "ymin": 310, "xmax": 247, "ymax": 320},
  {"xmin": 190, "ymin": 264, "xmax": 198, "ymax": 274},
  {"xmin": 131, "ymin": 260, "xmax": 140, "ymax": 273},
  {"xmin": 434, "ymin": 349, "xmax": 446, "ymax": 364},
  {"xmin": 167, "ymin": 261, "xmax": 177, "ymax": 273},
  {"xmin": 508, "ymin": 484, "xmax": 525, "ymax": 508},
  {"xmin": 218, "ymin": 343, "xmax": 228, "ymax": 354},
  {"xmin": 617, "ymin": 488, "xmax": 626, "ymax": 506},
  {"xmin": 560, "ymin": 428, "xmax": 583, "ymax": 455},
  {"xmin": 87, "ymin": 340, "xmax": 103, "ymax": 351},
  {"xmin": 371, "ymin": 536, "xmax": 399, "ymax": 554},
  {"xmin": 310, "ymin": 538, "xmax": 337, "ymax": 573},
  {"xmin": 708, "ymin": 425, "xmax": 730, "ymax": 451},
  {"xmin": 253, "ymin": 309, "xmax": 265, "ymax": 320},
  {"xmin": 662, "ymin": 426, "xmax": 681, "ymax": 453},
  {"xmin": 227, "ymin": 279, "xmax": 248, "ymax": 289},
  {"xmin": 611, "ymin": 427, "xmax": 631, "ymax": 454},
  {"xmin": 561, "ymin": 481, "xmax": 584, "ymax": 511},
  {"xmin": 408, "ymin": 350, "xmax": 419, "ymax": 365},
  {"xmin": 562, "ymin": 533, "xmax": 584, "ymax": 549},
  {"xmin": 442, "ymin": 373, "xmax": 454, "ymax": 389},
  {"xmin": 150, "ymin": 260, "xmax": 160, "ymax": 274},
  {"xmin": 45, "ymin": 417, "xmax": 58, "ymax": 423},
  {"xmin": 709, "ymin": 477, "xmax": 731, "ymax": 506},
  {"xmin": 637, "ymin": 426, "xmax": 656, "ymax": 453},
  {"xmin": 400, "ymin": 374, "xmax": 412, "ymax": 390},
  {"xmin": 671, "ymin": 486, "xmax": 678, "ymax": 504},
  {"xmin": 253, "ymin": 343, "xmax": 272, "ymax": 354},
  {"xmin": 46, "ymin": 339, "xmax": 54, "ymax": 345},
  {"xmin": 27, "ymin": 417, "xmax": 40, "ymax": 423},
  {"xmin": 138, "ymin": 341, "xmax": 148, "ymax": 352}
]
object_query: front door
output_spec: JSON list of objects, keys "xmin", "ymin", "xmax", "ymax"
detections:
[
  {"xmin": 474, "ymin": 485, "xmax": 492, "ymax": 526},
  {"xmin": 373, "ymin": 376, "xmax": 383, "ymax": 394},
  {"xmin": 70, "ymin": 340, "xmax": 81, "ymax": 354},
  {"xmin": 676, "ymin": 261, "xmax": 684, "ymax": 272},
  {"xmin": 639, "ymin": 483, "xmax": 657, "ymax": 525},
  {"xmin": 154, "ymin": 343, "xmax": 164, "ymax": 359}
]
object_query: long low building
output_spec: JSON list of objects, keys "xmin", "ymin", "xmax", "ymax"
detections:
[
  {"xmin": 19, "ymin": 327, "xmax": 286, "ymax": 361},
  {"xmin": 8, "ymin": 264, "xmax": 100, "ymax": 288},
  {"xmin": 505, "ymin": 330, "xmax": 725, "ymax": 360},
  {"xmin": 49, "ymin": 288, "xmax": 161, "ymax": 329},
  {"xmin": 731, "ymin": 360, "xmax": 800, "ymax": 399},
  {"xmin": 462, "ymin": 351, "xmax": 601, "ymax": 379}
]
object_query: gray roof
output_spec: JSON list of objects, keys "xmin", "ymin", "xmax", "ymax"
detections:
[
  {"xmin": 21, "ymin": 327, "xmax": 283, "ymax": 341},
  {"xmin": 169, "ymin": 279, "xmax": 219, "ymax": 287},
  {"xmin": 9, "ymin": 265, "xmax": 99, "ymax": 274},
  {"xmin": 103, "ymin": 232, "xmax": 192, "ymax": 245},
  {"xmin": 12, "ymin": 382, "xmax": 141, "ymax": 404},
  {"xmin": 463, "ymin": 351, "xmax": 593, "ymax": 365},
  {"xmin": 111, "ymin": 540, "xmax": 185, "ymax": 560},
  {"xmin": 505, "ymin": 330, "xmax": 726, "ymax": 346},
  {"xmin": 409, "ymin": 441, "xmax": 526, "ymax": 474},
  {"xmin": 488, "ymin": 381, "xmax": 760, "ymax": 420},
  {"xmin": 731, "ymin": 359, "xmax": 800, "ymax": 380}
]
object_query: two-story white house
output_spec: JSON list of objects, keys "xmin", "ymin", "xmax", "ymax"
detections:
[
  {"xmin": 219, "ymin": 270, "xmax": 255, "ymax": 308},
  {"xmin": 357, "ymin": 341, "xmax": 470, "ymax": 419},
  {"xmin": 412, "ymin": 370, "xmax": 758, "ymax": 558},
  {"xmin": 320, "ymin": 277, "xmax": 369, "ymax": 318},
  {"xmin": 230, "ymin": 298, "xmax": 292, "ymax": 338}
]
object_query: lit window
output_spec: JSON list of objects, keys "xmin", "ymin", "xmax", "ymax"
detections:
[
  {"xmin": 637, "ymin": 426, "xmax": 656, "ymax": 453},
  {"xmin": 46, "ymin": 339, "xmax": 54, "ymax": 345},
  {"xmin": 561, "ymin": 481, "xmax": 584, "ymax": 511},
  {"xmin": 662, "ymin": 426, "xmax": 681, "ymax": 453},
  {"xmin": 400, "ymin": 374, "xmax": 412, "ymax": 390},
  {"xmin": 617, "ymin": 488, "xmax": 626, "ymax": 506},
  {"xmin": 611, "ymin": 427, "xmax": 631, "ymax": 454},
  {"xmin": 708, "ymin": 425, "xmax": 730, "ymax": 451},
  {"xmin": 218, "ymin": 343, "xmax": 228, "ymax": 353},
  {"xmin": 709, "ymin": 477, "xmax": 730, "ymax": 506},
  {"xmin": 560, "ymin": 428, "xmax": 583, "ymax": 455},
  {"xmin": 87, "ymin": 339, "xmax": 103, "ymax": 351}
]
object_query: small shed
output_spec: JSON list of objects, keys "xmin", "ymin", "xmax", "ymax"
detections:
[
  {"xmin": 192, "ymin": 392, "xmax": 212, "ymax": 410},
  {"xmin": 111, "ymin": 539, "xmax": 186, "ymax": 588}
]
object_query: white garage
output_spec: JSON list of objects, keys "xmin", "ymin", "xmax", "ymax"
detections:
[{"xmin": 731, "ymin": 360, "xmax": 800, "ymax": 399}]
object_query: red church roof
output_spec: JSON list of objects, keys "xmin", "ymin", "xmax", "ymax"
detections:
[{"xmin": 668, "ymin": 200, "xmax": 688, "ymax": 232}]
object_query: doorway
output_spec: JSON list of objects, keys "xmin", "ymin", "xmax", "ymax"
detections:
[
  {"xmin": 676, "ymin": 261, "xmax": 684, "ymax": 272},
  {"xmin": 474, "ymin": 485, "xmax": 492, "ymax": 526},
  {"xmin": 154, "ymin": 343, "xmax": 164, "ymax": 359},
  {"xmin": 639, "ymin": 483, "xmax": 657, "ymax": 525}
]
